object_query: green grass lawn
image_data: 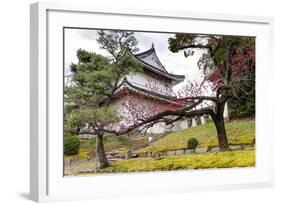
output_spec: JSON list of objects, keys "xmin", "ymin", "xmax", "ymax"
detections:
[
  {"xmin": 65, "ymin": 119, "xmax": 255, "ymax": 175},
  {"xmin": 137, "ymin": 119, "xmax": 255, "ymax": 154},
  {"xmin": 104, "ymin": 149, "xmax": 255, "ymax": 173}
]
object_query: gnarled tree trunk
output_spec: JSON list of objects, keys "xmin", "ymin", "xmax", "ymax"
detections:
[
  {"xmin": 96, "ymin": 134, "xmax": 109, "ymax": 169},
  {"xmin": 211, "ymin": 101, "xmax": 229, "ymax": 150},
  {"xmin": 213, "ymin": 116, "xmax": 229, "ymax": 150}
]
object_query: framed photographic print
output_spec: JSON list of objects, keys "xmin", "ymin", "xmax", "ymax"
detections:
[{"xmin": 30, "ymin": 2, "xmax": 274, "ymax": 202}]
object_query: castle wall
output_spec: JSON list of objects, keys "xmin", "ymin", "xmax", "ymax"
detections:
[
  {"xmin": 126, "ymin": 72, "xmax": 173, "ymax": 96},
  {"xmin": 110, "ymin": 93, "xmax": 179, "ymax": 134},
  {"xmin": 110, "ymin": 94, "xmax": 230, "ymax": 134}
]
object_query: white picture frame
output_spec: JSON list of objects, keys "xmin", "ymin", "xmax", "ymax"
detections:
[{"xmin": 30, "ymin": 2, "xmax": 274, "ymax": 202}]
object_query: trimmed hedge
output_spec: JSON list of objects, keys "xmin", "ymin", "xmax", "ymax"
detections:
[
  {"xmin": 64, "ymin": 136, "xmax": 80, "ymax": 155},
  {"xmin": 187, "ymin": 138, "xmax": 198, "ymax": 150}
]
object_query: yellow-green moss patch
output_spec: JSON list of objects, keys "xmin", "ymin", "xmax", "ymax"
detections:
[{"xmin": 105, "ymin": 149, "xmax": 255, "ymax": 172}]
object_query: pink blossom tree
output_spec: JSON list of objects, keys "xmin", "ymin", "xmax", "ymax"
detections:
[{"xmin": 106, "ymin": 35, "xmax": 255, "ymax": 151}]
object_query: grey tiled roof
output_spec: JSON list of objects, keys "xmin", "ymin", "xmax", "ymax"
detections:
[
  {"xmin": 114, "ymin": 77, "xmax": 182, "ymax": 105},
  {"xmin": 134, "ymin": 45, "xmax": 185, "ymax": 83},
  {"xmin": 135, "ymin": 45, "xmax": 168, "ymax": 73}
]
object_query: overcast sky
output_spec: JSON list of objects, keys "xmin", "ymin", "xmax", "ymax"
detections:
[{"xmin": 64, "ymin": 28, "xmax": 205, "ymax": 89}]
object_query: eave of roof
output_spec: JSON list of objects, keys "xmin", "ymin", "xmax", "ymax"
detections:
[
  {"xmin": 113, "ymin": 77, "xmax": 182, "ymax": 106},
  {"xmin": 133, "ymin": 46, "xmax": 185, "ymax": 83},
  {"xmin": 139, "ymin": 59, "xmax": 185, "ymax": 82},
  {"xmin": 135, "ymin": 45, "xmax": 168, "ymax": 73}
]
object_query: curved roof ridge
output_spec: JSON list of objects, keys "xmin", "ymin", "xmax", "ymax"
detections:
[
  {"xmin": 135, "ymin": 46, "xmax": 154, "ymax": 57},
  {"xmin": 138, "ymin": 58, "xmax": 185, "ymax": 80},
  {"xmin": 150, "ymin": 47, "xmax": 169, "ymax": 73},
  {"xmin": 115, "ymin": 77, "xmax": 181, "ymax": 104},
  {"xmin": 131, "ymin": 45, "xmax": 185, "ymax": 83},
  {"xmin": 135, "ymin": 44, "xmax": 168, "ymax": 73}
]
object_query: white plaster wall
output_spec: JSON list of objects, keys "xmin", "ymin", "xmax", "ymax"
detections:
[
  {"xmin": 150, "ymin": 122, "xmax": 166, "ymax": 133},
  {"xmin": 200, "ymin": 115, "xmax": 206, "ymax": 125},
  {"xmin": 110, "ymin": 96, "xmax": 182, "ymax": 134},
  {"xmin": 224, "ymin": 102, "xmax": 229, "ymax": 119},
  {"xmin": 171, "ymin": 120, "xmax": 180, "ymax": 132},
  {"xmin": 179, "ymin": 118, "xmax": 188, "ymax": 130},
  {"xmin": 126, "ymin": 72, "xmax": 173, "ymax": 96}
]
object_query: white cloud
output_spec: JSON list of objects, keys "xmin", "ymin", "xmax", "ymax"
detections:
[{"xmin": 64, "ymin": 28, "xmax": 205, "ymax": 83}]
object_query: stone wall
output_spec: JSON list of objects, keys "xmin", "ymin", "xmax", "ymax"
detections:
[
  {"xmin": 133, "ymin": 143, "xmax": 254, "ymax": 159},
  {"xmin": 105, "ymin": 143, "xmax": 255, "ymax": 161}
]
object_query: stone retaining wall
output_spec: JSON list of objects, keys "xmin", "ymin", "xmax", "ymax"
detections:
[{"xmin": 134, "ymin": 143, "xmax": 254, "ymax": 159}]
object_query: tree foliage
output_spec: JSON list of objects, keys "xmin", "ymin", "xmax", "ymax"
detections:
[
  {"xmin": 169, "ymin": 34, "xmax": 255, "ymax": 119},
  {"xmin": 64, "ymin": 30, "xmax": 142, "ymax": 168},
  {"xmin": 65, "ymin": 31, "xmax": 142, "ymax": 135},
  {"xmin": 166, "ymin": 34, "xmax": 255, "ymax": 149},
  {"xmin": 65, "ymin": 51, "xmax": 119, "ymax": 132},
  {"xmin": 97, "ymin": 30, "xmax": 139, "ymax": 63}
]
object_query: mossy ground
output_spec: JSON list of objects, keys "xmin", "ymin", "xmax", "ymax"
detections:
[
  {"xmin": 64, "ymin": 119, "xmax": 255, "ymax": 175},
  {"xmin": 104, "ymin": 149, "xmax": 255, "ymax": 172},
  {"xmin": 137, "ymin": 119, "xmax": 255, "ymax": 153}
]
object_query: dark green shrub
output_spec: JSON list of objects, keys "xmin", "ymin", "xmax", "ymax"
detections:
[
  {"xmin": 187, "ymin": 138, "xmax": 198, "ymax": 150},
  {"xmin": 64, "ymin": 136, "xmax": 80, "ymax": 155}
]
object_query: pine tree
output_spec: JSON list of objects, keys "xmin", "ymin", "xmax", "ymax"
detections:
[{"xmin": 64, "ymin": 31, "xmax": 141, "ymax": 169}]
